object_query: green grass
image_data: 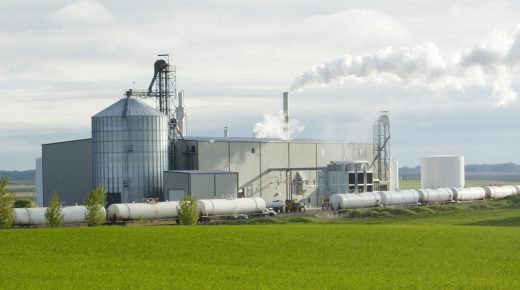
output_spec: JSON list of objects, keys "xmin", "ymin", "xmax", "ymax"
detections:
[{"xmin": 2, "ymin": 196, "xmax": 520, "ymax": 289}]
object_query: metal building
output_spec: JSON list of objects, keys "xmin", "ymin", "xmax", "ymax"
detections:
[
  {"xmin": 163, "ymin": 170, "xmax": 238, "ymax": 200},
  {"xmin": 92, "ymin": 97, "xmax": 169, "ymax": 203},
  {"xmin": 173, "ymin": 137, "xmax": 373, "ymax": 206},
  {"xmin": 41, "ymin": 139, "xmax": 92, "ymax": 206}
]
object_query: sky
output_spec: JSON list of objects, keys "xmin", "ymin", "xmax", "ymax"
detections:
[{"xmin": 1, "ymin": 0, "xmax": 519, "ymax": 170}]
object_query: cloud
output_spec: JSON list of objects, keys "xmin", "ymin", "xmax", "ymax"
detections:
[{"xmin": 50, "ymin": 1, "xmax": 113, "ymax": 26}]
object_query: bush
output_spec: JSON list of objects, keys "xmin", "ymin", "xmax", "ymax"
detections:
[
  {"xmin": 45, "ymin": 192, "xmax": 64, "ymax": 227},
  {"xmin": 0, "ymin": 177, "xmax": 15, "ymax": 228},
  {"xmin": 14, "ymin": 199, "xmax": 35, "ymax": 208},
  {"xmin": 85, "ymin": 186, "xmax": 106, "ymax": 227},
  {"xmin": 178, "ymin": 194, "xmax": 199, "ymax": 225}
]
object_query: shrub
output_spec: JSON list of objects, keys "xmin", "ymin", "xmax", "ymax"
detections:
[
  {"xmin": 85, "ymin": 186, "xmax": 106, "ymax": 227},
  {"xmin": 45, "ymin": 192, "xmax": 64, "ymax": 227},
  {"xmin": 0, "ymin": 177, "xmax": 15, "ymax": 228},
  {"xmin": 178, "ymin": 194, "xmax": 199, "ymax": 225},
  {"xmin": 14, "ymin": 199, "xmax": 35, "ymax": 208}
]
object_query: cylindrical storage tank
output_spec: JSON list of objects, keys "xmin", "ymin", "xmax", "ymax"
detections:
[
  {"xmin": 155, "ymin": 201, "xmax": 181, "ymax": 219},
  {"xmin": 13, "ymin": 208, "xmax": 31, "ymax": 225},
  {"xmin": 483, "ymin": 186, "xmax": 516, "ymax": 199},
  {"xmin": 450, "ymin": 187, "xmax": 486, "ymax": 201},
  {"xmin": 328, "ymin": 193, "xmax": 381, "ymax": 210},
  {"xmin": 266, "ymin": 200, "xmax": 286, "ymax": 210},
  {"xmin": 513, "ymin": 185, "xmax": 520, "ymax": 195},
  {"xmin": 421, "ymin": 156, "xmax": 464, "ymax": 189},
  {"xmin": 378, "ymin": 190, "xmax": 419, "ymax": 206},
  {"xmin": 415, "ymin": 188, "xmax": 453, "ymax": 204},
  {"xmin": 92, "ymin": 98, "xmax": 168, "ymax": 203},
  {"xmin": 197, "ymin": 197, "xmax": 266, "ymax": 216},
  {"xmin": 389, "ymin": 159, "xmax": 399, "ymax": 191},
  {"xmin": 62, "ymin": 206, "xmax": 88, "ymax": 224}
]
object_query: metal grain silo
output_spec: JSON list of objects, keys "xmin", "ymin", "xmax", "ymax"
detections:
[{"xmin": 92, "ymin": 97, "xmax": 168, "ymax": 203}]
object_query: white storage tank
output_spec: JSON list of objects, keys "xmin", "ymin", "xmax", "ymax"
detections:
[
  {"xmin": 450, "ymin": 187, "xmax": 486, "ymax": 201},
  {"xmin": 13, "ymin": 206, "xmax": 106, "ymax": 225},
  {"xmin": 107, "ymin": 201, "xmax": 181, "ymax": 221},
  {"xmin": 377, "ymin": 190, "xmax": 419, "ymax": 207},
  {"xmin": 415, "ymin": 188, "xmax": 453, "ymax": 204},
  {"xmin": 197, "ymin": 197, "xmax": 266, "ymax": 216},
  {"xmin": 483, "ymin": 186, "xmax": 517, "ymax": 199},
  {"xmin": 329, "ymin": 193, "xmax": 381, "ymax": 210},
  {"xmin": 421, "ymin": 155, "xmax": 464, "ymax": 189}
]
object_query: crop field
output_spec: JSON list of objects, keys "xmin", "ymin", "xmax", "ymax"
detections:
[{"xmin": 1, "ymin": 197, "xmax": 520, "ymax": 289}]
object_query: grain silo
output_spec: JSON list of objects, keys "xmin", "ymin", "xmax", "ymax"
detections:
[{"xmin": 92, "ymin": 97, "xmax": 168, "ymax": 203}]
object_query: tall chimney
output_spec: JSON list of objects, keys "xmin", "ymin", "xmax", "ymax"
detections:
[
  {"xmin": 176, "ymin": 90, "xmax": 187, "ymax": 136},
  {"xmin": 224, "ymin": 126, "xmax": 229, "ymax": 138},
  {"xmin": 283, "ymin": 92, "xmax": 289, "ymax": 139}
]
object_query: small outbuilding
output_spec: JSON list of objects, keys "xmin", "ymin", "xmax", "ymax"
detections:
[{"xmin": 163, "ymin": 170, "xmax": 239, "ymax": 201}]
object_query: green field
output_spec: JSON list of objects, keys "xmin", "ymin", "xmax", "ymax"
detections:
[{"xmin": 2, "ymin": 197, "xmax": 520, "ymax": 289}]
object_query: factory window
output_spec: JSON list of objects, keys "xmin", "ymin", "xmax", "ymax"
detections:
[{"xmin": 251, "ymin": 148, "xmax": 255, "ymax": 154}]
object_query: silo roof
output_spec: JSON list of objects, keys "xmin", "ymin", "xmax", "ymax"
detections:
[{"xmin": 93, "ymin": 98, "xmax": 166, "ymax": 117}]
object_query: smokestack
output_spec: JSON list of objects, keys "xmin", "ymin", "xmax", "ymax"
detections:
[
  {"xmin": 176, "ymin": 90, "xmax": 187, "ymax": 136},
  {"xmin": 283, "ymin": 92, "xmax": 289, "ymax": 139},
  {"xmin": 224, "ymin": 126, "xmax": 229, "ymax": 138}
]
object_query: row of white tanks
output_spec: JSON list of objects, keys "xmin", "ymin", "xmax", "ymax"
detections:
[
  {"xmin": 330, "ymin": 185, "xmax": 520, "ymax": 210},
  {"xmin": 107, "ymin": 197, "xmax": 267, "ymax": 221},
  {"xmin": 14, "ymin": 206, "xmax": 107, "ymax": 226}
]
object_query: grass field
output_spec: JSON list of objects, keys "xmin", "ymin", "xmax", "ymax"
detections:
[{"xmin": 1, "ymin": 197, "xmax": 520, "ymax": 289}]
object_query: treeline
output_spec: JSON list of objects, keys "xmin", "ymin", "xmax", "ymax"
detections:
[
  {"xmin": 400, "ymin": 163, "xmax": 520, "ymax": 174},
  {"xmin": 0, "ymin": 170, "xmax": 35, "ymax": 181}
]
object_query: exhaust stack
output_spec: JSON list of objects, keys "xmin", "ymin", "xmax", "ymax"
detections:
[
  {"xmin": 176, "ymin": 90, "xmax": 187, "ymax": 136},
  {"xmin": 283, "ymin": 92, "xmax": 289, "ymax": 139}
]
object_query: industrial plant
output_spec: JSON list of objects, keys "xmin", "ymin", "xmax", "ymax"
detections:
[{"xmin": 28, "ymin": 54, "xmax": 520, "ymax": 225}]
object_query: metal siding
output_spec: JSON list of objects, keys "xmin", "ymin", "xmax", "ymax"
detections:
[
  {"xmin": 190, "ymin": 174, "xmax": 215, "ymax": 199},
  {"xmin": 260, "ymin": 142, "xmax": 289, "ymax": 202},
  {"xmin": 42, "ymin": 139, "xmax": 92, "ymax": 206},
  {"xmin": 197, "ymin": 141, "xmax": 229, "ymax": 171},
  {"xmin": 215, "ymin": 174, "xmax": 238, "ymax": 199},
  {"xmin": 317, "ymin": 143, "xmax": 343, "ymax": 167},
  {"xmin": 229, "ymin": 142, "xmax": 260, "ymax": 197}
]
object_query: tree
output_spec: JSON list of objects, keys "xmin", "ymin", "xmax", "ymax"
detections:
[
  {"xmin": 14, "ymin": 199, "xmax": 35, "ymax": 208},
  {"xmin": 0, "ymin": 177, "xmax": 15, "ymax": 228},
  {"xmin": 45, "ymin": 192, "xmax": 64, "ymax": 227},
  {"xmin": 85, "ymin": 186, "xmax": 106, "ymax": 226},
  {"xmin": 178, "ymin": 194, "xmax": 199, "ymax": 225}
]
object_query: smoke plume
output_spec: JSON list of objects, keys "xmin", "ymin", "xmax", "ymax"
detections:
[
  {"xmin": 253, "ymin": 110, "xmax": 304, "ymax": 140},
  {"xmin": 289, "ymin": 26, "xmax": 520, "ymax": 107}
]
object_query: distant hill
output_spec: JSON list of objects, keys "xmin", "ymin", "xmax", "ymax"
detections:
[
  {"xmin": 400, "ymin": 163, "xmax": 520, "ymax": 174},
  {"xmin": 0, "ymin": 170, "xmax": 35, "ymax": 181}
]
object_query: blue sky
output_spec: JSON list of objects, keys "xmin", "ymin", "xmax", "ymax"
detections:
[{"xmin": 1, "ymin": 0, "xmax": 519, "ymax": 170}]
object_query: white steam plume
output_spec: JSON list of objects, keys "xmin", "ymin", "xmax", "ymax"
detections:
[
  {"xmin": 289, "ymin": 26, "xmax": 520, "ymax": 107},
  {"xmin": 253, "ymin": 110, "xmax": 304, "ymax": 140}
]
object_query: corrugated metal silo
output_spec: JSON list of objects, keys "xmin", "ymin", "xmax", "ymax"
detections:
[{"xmin": 92, "ymin": 98, "xmax": 168, "ymax": 202}]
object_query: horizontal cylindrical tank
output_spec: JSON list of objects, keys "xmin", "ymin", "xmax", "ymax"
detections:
[
  {"xmin": 421, "ymin": 155, "xmax": 464, "ymax": 189},
  {"xmin": 13, "ymin": 206, "xmax": 106, "ymax": 225},
  {"xmin": 513, "ymin": 185, "xmax": 520, "ymax": 195},
  {"xmin": 107, "ymin": 201, "xmax": 181, "ymax": 221},
  {"xmin": 415, "ymin": 188, "xmax": 453, "ymax": 204},
  {"xmin": 266, "ymin": 200, "xmax": 286, "ymax": 209},
  {"xmin": 329, "ymin": 193, "xmax": 381, "ymax": 210},
  {"xmin": 197, "ymin": 197, "xmax": 266, "ymax": 216},
  {"xmin": 378, "ymin": 190, "xmax": 420, "ymax": 207},
  {"xmin": 450, "ymin": 187, "xmax": 486, "ymax": 201},
  {"xmin": 483, "ymin": 186, "xmax": 517, "ymax": 199}
]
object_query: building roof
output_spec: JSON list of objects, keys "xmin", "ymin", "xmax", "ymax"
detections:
[
  {"xmin": 93, "ymin": 98, "xmax": 165, "ymax": 118},
  {"xmin": 165, "ymin": 170, "xmax": 238, "ymax": 174},
  {"xmin": 182, "ymin": 136, "xmax": 367, "ymax": 144}
]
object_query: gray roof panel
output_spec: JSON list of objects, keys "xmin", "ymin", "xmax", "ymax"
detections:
[{"xmin": 93, "ymin": 98, "xmax": 165, "ymax": 117}]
